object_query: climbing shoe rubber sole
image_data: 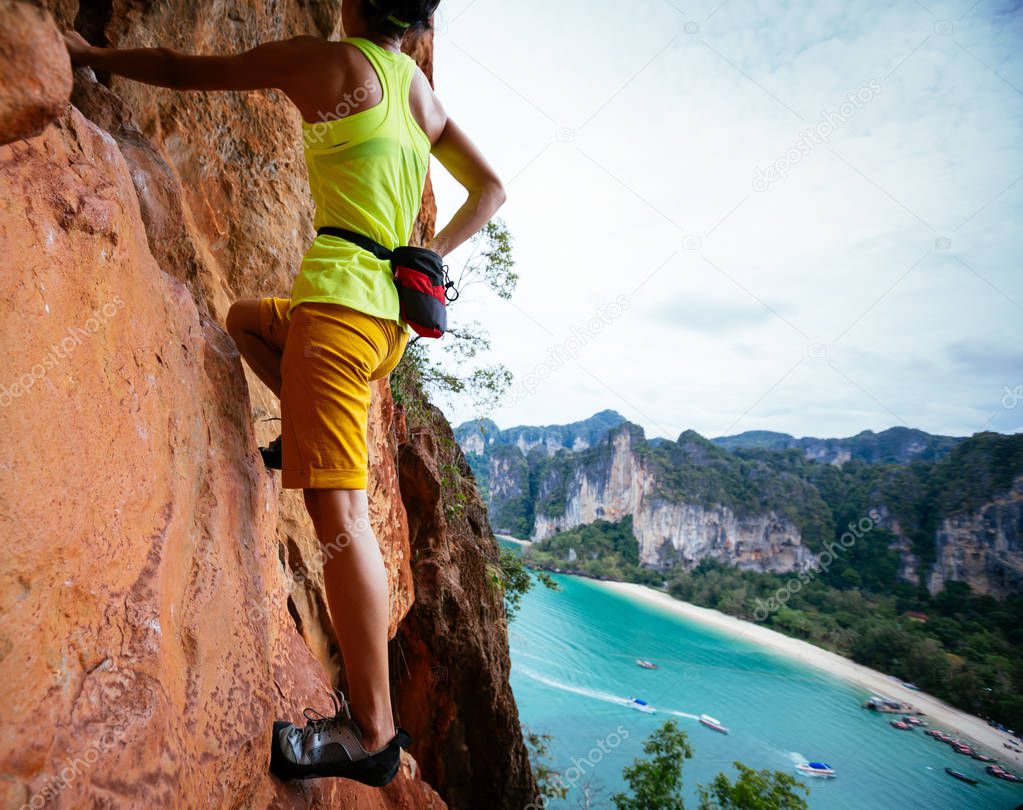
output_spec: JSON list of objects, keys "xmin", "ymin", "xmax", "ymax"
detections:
[{"xmin": 269, "ymin": 720, "xmax": 412, "ymax": 787}]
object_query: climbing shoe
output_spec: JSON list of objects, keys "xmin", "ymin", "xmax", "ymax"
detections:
[
  {"xmin": 269, "ymin": 686, "xmax": 413, "ymax": 787},
  {"xmin": 259, "ymin": 434, "xmax": 282, "ymax": 470}
]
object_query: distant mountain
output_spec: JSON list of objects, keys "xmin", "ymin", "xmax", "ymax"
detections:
[
  {"xmin": 455, "ymin": 409, "xmax": 626, "ymax": 458},
  {"xmin": 455, "ymin": 411, "xmax": 1023, "ymax": 599},
  {"xmin": 711, "ymin": 427, "xmax": 962, "ymax": 465}
]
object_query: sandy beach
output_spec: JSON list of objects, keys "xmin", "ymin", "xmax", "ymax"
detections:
[
  {"xmin": 593, "ymin": 580, "xmax": 1023, "ymax": 766},
  {"xmin": 496, "ymin": 534, "xmax": 531, "ymax": 546}
]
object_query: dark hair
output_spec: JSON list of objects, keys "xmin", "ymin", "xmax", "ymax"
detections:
[{"xmin": 364, "ymin": 0, "xmax": 441, "ymax": 36}]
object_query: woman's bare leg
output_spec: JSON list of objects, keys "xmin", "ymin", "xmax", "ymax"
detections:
[
  {"xmin": 231, "ymin": 301, "xmax": 393, "ymax": 748},
  {"xmin": 226, "ymin": 299, "xmax": 283, "ymax": 397},
  {"xmin": 303, "ymin": 487, "xmax": 395, "ymax": 753}
]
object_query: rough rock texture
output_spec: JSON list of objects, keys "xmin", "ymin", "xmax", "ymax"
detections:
[
  {"xmin": 1, "ymin": 3, "xmax": 531, "ymax": 809},
  {"xmin": 872, "ymin": 506, "xmax": 922, "ymax": 586},
  {"xmin": 927, "ymin": 475, "xmax": 1023, "ymax": 599},
  {"xmin": 0, "ymin": 100, "xmax": 440, "ymax": 810},
  {"xmin": 395, "ymin": 407, "xmax": 537, "ymax": 809},
  {"xmin": 0, "ymin": 1, "xmax": 72, "ymax": 145},
  {"xmin": 530, "ymin": 426, "xmax": 813, "ymax": 573}
]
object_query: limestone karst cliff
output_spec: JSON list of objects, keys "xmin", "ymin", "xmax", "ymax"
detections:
[
  {"xmin": 926, "ymin": 475, "xmax": 1023, "ymax": 599},
  {"xmin": 464, "ymin": 420, "xmax": 823, "ymax": 574},
  {"xmin": 461, "ymin": 412, "xmax": 1023, "ymax": 597},
  {"xmin": 0, "ymin": 2, "xmax": 535, "ymax": 808},
  {"xmin": 528, "ymin": 424, "xmax": 815, "ymax": 573}
]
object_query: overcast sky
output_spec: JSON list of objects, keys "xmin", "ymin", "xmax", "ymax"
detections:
[{"xmin": 423, "ymin": 0, "xmax": 1023, "ymax": 441}]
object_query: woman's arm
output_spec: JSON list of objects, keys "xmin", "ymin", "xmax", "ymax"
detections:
[
  {"xmin": 63, "ymin": 31, "xmax": 316, "ymax": 94},
  {"xmin": 427, "ymin": 113, "xmax": 506, "ymax": 258},
  {"xmin": 63, "ymin": 30, "xmax": 506, "ymax": 254}
]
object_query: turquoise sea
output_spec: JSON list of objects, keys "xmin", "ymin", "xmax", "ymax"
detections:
[{"xmin": 502, "ymin": 541, "xmax": 1023, "ymax": 809}]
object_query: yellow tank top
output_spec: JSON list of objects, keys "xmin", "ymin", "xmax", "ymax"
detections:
[{"xmin": 289, "ymin": 36, "xmax": 432, "ymax": 326}]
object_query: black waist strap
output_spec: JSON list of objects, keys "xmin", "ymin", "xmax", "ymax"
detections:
[{"xmin": 316, "ymin": 226, "xmax": 393, "ymax": 261}]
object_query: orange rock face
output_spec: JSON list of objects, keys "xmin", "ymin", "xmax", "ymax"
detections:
[
  {"xmin": 0, "ymin": 100, "xmax": 443, "ymax": 809},
  {"xmin": 0, "ymin": 1, "xmax": 71, "ymax": 145},
  {"xmin": 395, "ymin": 406, "xmax": 538, "ymax": 808},
  {"xmin": 1, "ymin": 3, "xmax": 532, "ymax": 808}
]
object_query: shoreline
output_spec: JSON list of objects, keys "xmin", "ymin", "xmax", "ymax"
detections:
[
  {"xmin": 591, "ymin": 579, "xmax": 1023, "ymax": 767},
  {"xmin": 496, "ymin": 534, "xmax": 531, "ymax": 546}
]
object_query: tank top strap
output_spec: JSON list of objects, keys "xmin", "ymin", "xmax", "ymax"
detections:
[
  {"xmin": 343, "ymin": 37, "xmax": 415, "ymax": 122},
  {"xmin": 394, "ymin": 54, "xmax": 427, "ymax": 147}
]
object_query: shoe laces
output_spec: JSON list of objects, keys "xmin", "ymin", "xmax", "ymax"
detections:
[{"xmin": 290, "ymin": 686, "xmax": 356, "ymax": 748}]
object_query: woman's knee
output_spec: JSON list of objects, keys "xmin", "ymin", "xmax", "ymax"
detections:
[
  {"xmin": 304, "ymin": 488, "xmax": 370, "ymax": 549},
  {"xmin": 226, "ymin": 298, "xmax": 261, "ymax": 340}
]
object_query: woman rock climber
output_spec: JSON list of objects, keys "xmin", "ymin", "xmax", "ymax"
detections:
[{"xmin": 64, "ymin": 0, "xmax": 505, "ymax": 787}]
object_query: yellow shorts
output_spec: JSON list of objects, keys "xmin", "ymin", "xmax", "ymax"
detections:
[{"xmin": 258, "ymin": 297, "xmax": 409, "ymax": 490}]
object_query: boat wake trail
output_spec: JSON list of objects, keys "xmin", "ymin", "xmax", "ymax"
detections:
[
  {"xmin": 787, "ymin": 751, "xmax": 809, "ymax": 766},
  {"xmin": 513, "ymin": 650, "xmax": 550, "ymax": 664},
  {"xmin": 518, "ymin": 667, "xmax": 702, "ymax": 718},
  {"xmin": 519, "ymin": 667, "xmax": 638, "ymax": 708}
]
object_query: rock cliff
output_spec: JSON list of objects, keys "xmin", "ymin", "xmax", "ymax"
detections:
[
  {"xmin": 527, "ymin": 424, "xmax": 814, "ymax": 573},
  {"xmin": 0, "ymin": 3, "xmax": 534, "ymax": 808},
  {"xmin": 456, "ymin": 409, "xmax": 626, "ymax": 459},
  {"xmin": 927, "ymin": 474, "xmax": 1023, "ymax": 599}
]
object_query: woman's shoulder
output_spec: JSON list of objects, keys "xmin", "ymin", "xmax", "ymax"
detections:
[{"xmin": 408, "ymin": 68, "xmax": 445, "ymax": 145}]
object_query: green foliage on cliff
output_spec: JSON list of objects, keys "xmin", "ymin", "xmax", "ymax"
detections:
[
  {"xmin": 523, "ymin": 517, "xmax": 663, "ymax": 585},
  {"xmin": 492, "ymin": 549, "xmax": 533, "ymax": 620},
  {"xmin": 463, "ymin": 451, "xmax": 490, "ymax": 501},
  {"xmin": 523, "ymin": 728, "xmax": 568, "ymax": 804},
  {"xmin": 492, "ymin": 541, "xmax": 560, "ymax": 622},
  {"xmin": 926, "ymin": 432, "xmax": 1023, "ymax": 512},
  {"xmin": 529, "ymin": 449, "xmax": 577, "ymax": 520},
  {"xmin": 730, "ymin": 431, "xmax": 1023, "ymax": 593}
]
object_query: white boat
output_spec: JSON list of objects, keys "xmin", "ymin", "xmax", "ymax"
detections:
[
  {"xmin": 699, "ymin": 714, "xmax": 729, "ymax": 734},
  {"xmin": 627, "ymin": 697, "xmax": 656, "ymax": 714},
  {"xmin": 796, "ymin": 761, "xmax": 836, "ymax": 778}
]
